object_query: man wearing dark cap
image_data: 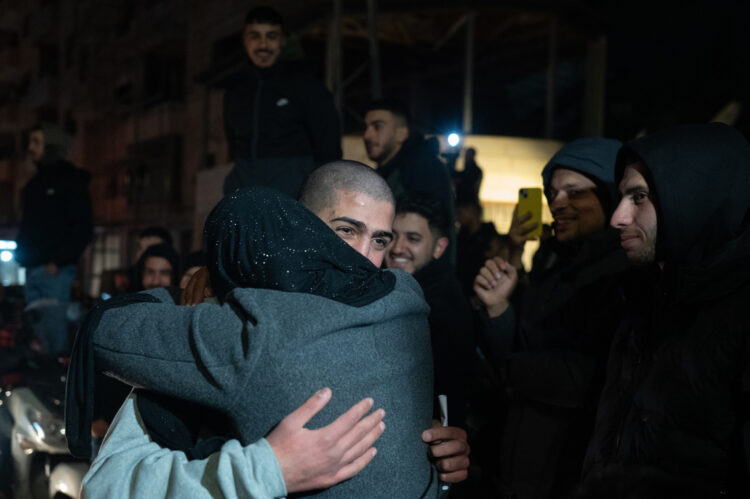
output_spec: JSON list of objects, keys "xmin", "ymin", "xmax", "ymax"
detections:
[
  {"xmin": 15, "ymin": 123, "xmax": 92, "ymax": 354},
  {"xmin": 222, "ymin": 6, "xmax": 342, "ymax": 196},
  {"xmin": 474, "ymin": 138, "xmax": 631, "ymax": 498},
  {"xmin": 582, "ymin": 124, "xmax": 750, "ymax": 497}
]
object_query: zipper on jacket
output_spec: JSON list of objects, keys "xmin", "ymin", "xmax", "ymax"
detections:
[{"xmin": 251, "ymin": 78, "xmax": 263, "ymax": 160}]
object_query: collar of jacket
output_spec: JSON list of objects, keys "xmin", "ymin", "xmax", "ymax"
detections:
[
  {"xmin": 413, "ymin": 255, "xmax": 452, "ymax": 291},
  {"xmin": 377, "ymin": 134, "xmax": 436, "ymax": 180}
]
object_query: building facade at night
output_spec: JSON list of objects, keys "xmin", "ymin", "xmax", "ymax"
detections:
[{"xmin": 4, "ymin": 0, "xmax": 736, "ymax": 295}]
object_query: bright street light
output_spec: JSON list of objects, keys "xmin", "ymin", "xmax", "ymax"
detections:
[{"xmin": 447, "ymin": 133, "xmax": 461, "ymax": 148}]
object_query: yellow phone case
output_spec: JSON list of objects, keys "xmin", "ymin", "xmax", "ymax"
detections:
[{"xmin": 517, "ymin": 187, "xmax": 543, "ymax": 239}]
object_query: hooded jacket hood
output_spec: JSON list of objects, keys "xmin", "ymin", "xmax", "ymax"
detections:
[
  {"xmin": 542, "ymin": 138, "xmax": 622, "ymax": 217},
  {"xmin": 204, "ymin": 187, "xmax": 396, "ymax": 306},
  {"xmin": 617, "ymin": 123, "xmax": 750, "ymax": 300}
]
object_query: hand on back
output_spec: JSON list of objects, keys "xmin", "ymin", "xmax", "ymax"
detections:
[
  {"xmin": 267, "ymin": 388, "xmax": 386, "ymax": 493},
  {"xmin": 180, "ymin": 266, "xmax": 213, "ymax": 305}
]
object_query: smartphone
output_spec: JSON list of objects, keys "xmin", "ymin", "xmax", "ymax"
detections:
[{"xmin": 518, "ymin": 187, "xmax": 543, "ymax": 239}]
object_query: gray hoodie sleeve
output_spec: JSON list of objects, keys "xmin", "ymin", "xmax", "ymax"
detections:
[
  {"xmin": 82, "ymin": 393, "xmax": 287, "ymax": 499},
  {"xmin": 92, "ymin": 289, "xmax": 252, "ymax": 412}
]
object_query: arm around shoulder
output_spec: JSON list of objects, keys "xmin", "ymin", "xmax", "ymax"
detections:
[{"xmin": 92, "ymin": 293, "xmax": 251, "ymax": 411}]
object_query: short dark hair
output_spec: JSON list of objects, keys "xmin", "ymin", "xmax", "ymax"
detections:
[
  {"xmin": 298, "ymin": 160, "xmax": 394, "ymax": 215},
  {"xmin": 364, "ymin": 98, "xmax": 411, "ymax": 128},
  {"xmin": 245, "ymin": 6, "xmax": 285, "ymax": 30},
  {"xmin": 138, "ymin": 226, "xmax": 173, "ymax": 247},
  {"xmin": 396, "ymin": 193, "xmax": 449, "ymax": 238}
]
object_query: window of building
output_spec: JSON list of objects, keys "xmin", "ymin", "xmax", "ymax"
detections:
[
  {"xmin": 127, "ymin": 134, "xmax": 183, "ymax": 205},
  {"xmin": 88, "ymin": 231, "xmax": 122, "ymax": 298}
]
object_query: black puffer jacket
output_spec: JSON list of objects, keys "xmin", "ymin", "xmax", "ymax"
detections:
[
  {"xmin": 482, "ymin": 138, "xmax": 629, "ymax": 499},
  {"xmin": 15, "ymin": 160, "xmax": 93, "ymax": 267},
  {"xmin": 583, "ymin": 124, "xmax": 750, "ymax": 497},
  {"xmin": 485, "ymin": 229, "xmax": 630, "ymax": 499},
  {"xmin": 223, "ymin": 60, "xmax": 341, "ymax": 164}
]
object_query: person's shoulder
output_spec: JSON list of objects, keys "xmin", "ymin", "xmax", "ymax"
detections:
[
  {"xmin": 278, "ymin": 59, "xmax": 317, "ymax": 78},
  {"xmin": 228, "ymin": 287, "xmax": 339, "ymax": 320},
  {"xmin": 71, "ymin": 165, "xmax": 91, "ymax": 184},
  {"xmin": 275, "ymin": 61, "xmax": 329, "ymax": 94},
  {"xmin": 386, "ymin": 269, "xmax": 428, "ymax": 305},
  {"xmin": 223, "ymin": 63, "xmax": 256, "ymax": 91},
  {"xmin": 57, "ymin": 160, "xmax": 90, "ymax": 184}
]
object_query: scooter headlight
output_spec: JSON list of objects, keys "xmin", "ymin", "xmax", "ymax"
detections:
[{"xmin": 25, "ymin": 408, "xmax": 66, "ymax": 446}]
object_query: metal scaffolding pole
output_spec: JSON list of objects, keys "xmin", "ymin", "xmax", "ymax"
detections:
[
  {"xmin": 583, "ymin": 35, "xmax": 607, "ymax": 136},
  {"xmin": 462, "ymin": 11, "xmax": 476, "ymax": 135},
  {"xmin": 367, "ymin": 0, "xmax": 382, "ymax": 99},
  {"xmin": 545, "ymin": 16, "xmax": 558, "ymax": 139},
  {"xmin": 326, "ymin": 0, "xmax": 343, "ymax": 117}
]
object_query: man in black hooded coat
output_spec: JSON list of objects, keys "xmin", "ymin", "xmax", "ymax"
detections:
[
  {"xmin": 582, "ymin": 123, "xmax": 750, "ymax": 497},
  {"xmin": 474, "ymin": 138, "xmax": 631, "ymax": 498}
]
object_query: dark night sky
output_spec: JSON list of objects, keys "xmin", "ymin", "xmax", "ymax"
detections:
[
  {"xmin": 328, "ymin": 1, "xmax": 750, "ymax": 142},
  {"xmin": 603, "ymin": 1, "xmax": 750, "ymax": 139}
]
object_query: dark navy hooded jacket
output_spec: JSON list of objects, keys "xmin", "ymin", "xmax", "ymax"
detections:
[{"xmin": 584, "ymin": 124, "xmax": 750, "ymax": 497}]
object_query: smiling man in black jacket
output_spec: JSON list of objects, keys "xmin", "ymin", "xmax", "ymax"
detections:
[
  {"xmin": 385, "ymin": 194, "xmax": 474, "ymax": 429},
  {"xmin": 473, "ymin": 138, "xmax": 630, "ymax": 499},
  {"xmin": 222, "ymin": 6, "xmax": 342, "ymax": 196},
  {"xmin": 582, "ymin": 123, "xmax": 750, "ymax": 497}
]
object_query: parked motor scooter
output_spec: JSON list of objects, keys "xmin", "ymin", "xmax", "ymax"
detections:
[{"xmin": 0, "ymin": 359, "xmax": 88, "ymax": 499}]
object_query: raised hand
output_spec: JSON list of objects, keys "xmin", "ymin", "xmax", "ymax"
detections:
[{"xmin": 473, "ymin": 257, "xmax": 518, "ymax": 318}]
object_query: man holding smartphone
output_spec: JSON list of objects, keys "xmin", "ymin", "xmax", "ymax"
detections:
[{"xmin": 473, "ymin": 138, "xmax": 631, "ymax": 498}]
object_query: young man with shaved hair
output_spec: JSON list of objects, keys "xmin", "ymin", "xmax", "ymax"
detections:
[{"xmin": 72, "ymin": 161, "xmax": 469, "ymax": 497}]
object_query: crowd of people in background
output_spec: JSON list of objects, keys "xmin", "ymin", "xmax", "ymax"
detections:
[{"xmin": 1, "ymin": 4, "xmax": 749, "ymax": 499}]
